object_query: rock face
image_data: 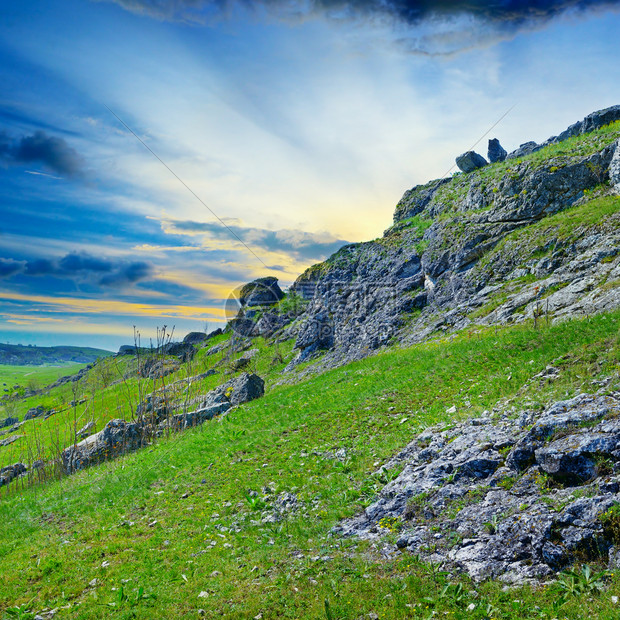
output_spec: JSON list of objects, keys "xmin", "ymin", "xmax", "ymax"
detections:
[
  {"xmin": 455, "ymin": 151, "xmax": 488, "ymax": 173},
  {"xmin": 239, "ymin": 277, "xmax": 284, "ymax": 307},
  {"xmin": 336, "ymin": 393, "xmax": 620, "ymax": 583},
  {"xmin": 279, "ymin": 109, "xmax": 620, "ymax": 374},
  {"xmin": 487, "ymin": 138, "xmax": 507, "ymax": 163},
  {"xmin": 611, "ymin": 139, "xmax": 620, "ymax": 188}
]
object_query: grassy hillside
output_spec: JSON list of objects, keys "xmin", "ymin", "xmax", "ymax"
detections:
[
  {"xmin": 1, "ymin": 313, "xmax": 620, "ymax": 618},
  {"xmin": 0, "ymin": 344, "xmax": 112, "ymax": 367},
  {"xmin": 0, "ymin": 363, "xmax": 87, "ymax": 393}
]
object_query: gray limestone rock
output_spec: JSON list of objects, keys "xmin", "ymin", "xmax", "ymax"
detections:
[
  {"xmin": 456, "ymin": 151, "xmax": 488, "ymax": 173},
  {"xmin": 334, "ymin": 393, "xmax": 620, "ymax": 583},
  {"xmin": 487, "ymin": 138, "xmax": 507, "ymax": 163}
]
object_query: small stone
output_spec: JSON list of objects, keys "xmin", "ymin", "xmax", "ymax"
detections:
[
  {"xmin": 612, "ymin": 595, "xmax": 619, "ymax": 604},
  {"xmin": 88, "ymin": 578, "xmax": 99, "ymax": 587},
  {"xmin": 210, "ymin": 570, "xmax": 221, "ymax": 577},
  {"xmin": 198, "ymin": 591, "xmax": 209, "ymax": 598},
  {"xmin": 467, "ymin": 603, "xmax": 476, "ymax": 611}
]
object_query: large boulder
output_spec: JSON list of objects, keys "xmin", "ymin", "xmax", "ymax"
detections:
[
  {"xmin": 203, "ymin": 372, "xmax": 265, "ymax": 407},
  {"xmin": 487, "ymin": 138, "xmax": 507, "ymax": 163},
  {"xmin": 183, "ymin": 328, "xmax": 223, "ymax": 345},
  {"xmin": 117, "ymin": 345, "xmax": 138, "ymax": 356},
  {"xmin": 23, "ymin": 405, "xmax": 47, "ymax": 421},
  {"xmin": 61, "ymin": 419, "xmax": 148, "ymax": 474},
  {"xmin": 239, "ymin": 277, "xmax": 284, "ymax": 307},
  {"xmin": 0, "ymin": 417, "xmax": 18, "ymax": 429},
  {"xmin": 0, "ymin": 463, "xmax": 26, "ymax": 487},
  {"xmin": 455, "ymin": 151, "xmax": 488, "ymax": 173}
]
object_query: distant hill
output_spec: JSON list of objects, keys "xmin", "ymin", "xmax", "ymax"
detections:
[{"xmin": 0, "ymin": 344, "xmax": 113, "ymax": 366}]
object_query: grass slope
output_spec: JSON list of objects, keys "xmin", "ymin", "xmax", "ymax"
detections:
[
  {"xmin": 0, "ymin": 364, "xmax": 87, "ymax": 393},
  {"xmin": 2, "ymin": 313, "xmax": 620, "ymax": 618},
  {"xmin": 0, "ymin": 344, "xmax": 113, "ymax": 367}
]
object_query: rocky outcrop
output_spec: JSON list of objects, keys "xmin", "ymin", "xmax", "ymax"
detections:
[
  {"xmin": 278, "ymin": 108, "xmax": 620, "ymax": 374},
  {"xmin": 456, "ymin": 151, "xmax": 488, "ymax": 173},
  {"xmin": 336, "ymin": 393, "xmax": 620, "ymax": 583},
  {"xmin": 556, "ymin": 105, "xmax": 620, "ymax": 142},
  {"xmin": 611, "ymin": 139, "xmax": 620, "ymax": 188},
  {"xmin": 62, "ymin": 419, "xmax": 148, "ymax": 474},
  {"xmin": 161, "ymin": 372, "xmax": 264, "ymax": 430},
  {"xmin": 46, "ymin": 364, "xmax": 92, "ymax": 389},
  {"xmin": 506, "ymin": 105, "xmax": 620, "ymax": 160},
  {"xmin": 0, "ymin": 416, "xmax": 18, "ymax": 429},
  {"xmin": 0, "ymin": 463, "xmax": 26, "ymax": 487},
  {"xmin": 239, "ymin": 277, "xmax": 284, "ymax": 307},
  {"xmin": 231, "ymin": 348, "xmax": 259, "ymax": 371},
  {"xmin": 163, "ymin": 341, "xmax": 195, "ymax": 362},
  {"xmin": 23, "ymin": 405, "xmax": 48, "ymax": 421},
  {"xmin": 183, "ymin": 328, "xmax": 223, "ymax": 345},
  {"xmin": 506, "ymin": 141, "xmax": 542, "ymax": 160},
  {"xmin": 487, "ymin": 138, "xmax": 507, "ymax": 163},
  {"xmin": 61, "ymin": 373, "xmax": 265, "ymax": 474},
  {"xmin": 393, "ymin": 179, "xmax": 450, "ymax": 222}
]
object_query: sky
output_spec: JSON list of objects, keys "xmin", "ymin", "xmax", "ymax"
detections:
[{"xmin": 1, "ymin": 0, "xmax": 620, "ymax": 351}]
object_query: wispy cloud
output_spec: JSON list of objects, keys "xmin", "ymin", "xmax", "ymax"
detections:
[{"xmin": 159, "ymin": 216, "xmax": 350, "ymax": 263}]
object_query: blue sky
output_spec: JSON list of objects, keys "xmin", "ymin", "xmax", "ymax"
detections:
[{"xmin": 1, "ymin": 0, "xmax": 620, "ymax": 350}]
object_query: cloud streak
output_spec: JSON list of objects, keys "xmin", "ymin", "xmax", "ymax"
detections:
[
  {"xmin": 160, "ymin": 217, "xmax": 350, "ymax": 263},
  {"xmin": 0, "ymin": 129, "xmax": 85, "ymax": 177}
]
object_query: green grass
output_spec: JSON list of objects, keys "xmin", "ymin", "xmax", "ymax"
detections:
[
  {"xmin": 2, "ymin": 312, "xmax": 620, "ymax": 617},
  {"xmin": 0, "ymin": 363, "xmax": 87, "ymax": 392},
  {"xmin": 0, "ymin": 333, "xmax": 303, "ymax": 469}
]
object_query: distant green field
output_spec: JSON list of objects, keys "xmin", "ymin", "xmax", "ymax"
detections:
[{"xmin": 0, "ymin": 363, "xmax": 87, "ymax": 392}]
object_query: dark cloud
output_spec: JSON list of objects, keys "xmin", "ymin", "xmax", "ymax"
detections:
[
  {"xmin": 164, "ymin": 218, "xmax": 350, "ymax": 263},
  {"xmin": 0, "ymin": 258, "xmax": 25, "ymax": 278},
  {"xmin": 2, "ymin": 252, "xmax": 153, "ymax": 288},
  {"xmin": 24, "ymin": 258, "xmax": 56, "ymax": 276},
  {"xmin": 108, "ymin": 0, "xmax": 620, "ymax": 52},
  {"xmin": 0, "ymin": 129, "xmax": 84, "ymax": 177},
  {"xmin": 99, "ymin": 261, "xmax": 153, "ymax": 287},
  {"xmin": 59, "ymin": 253, "xmax": 113, "ymax": 273}
]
